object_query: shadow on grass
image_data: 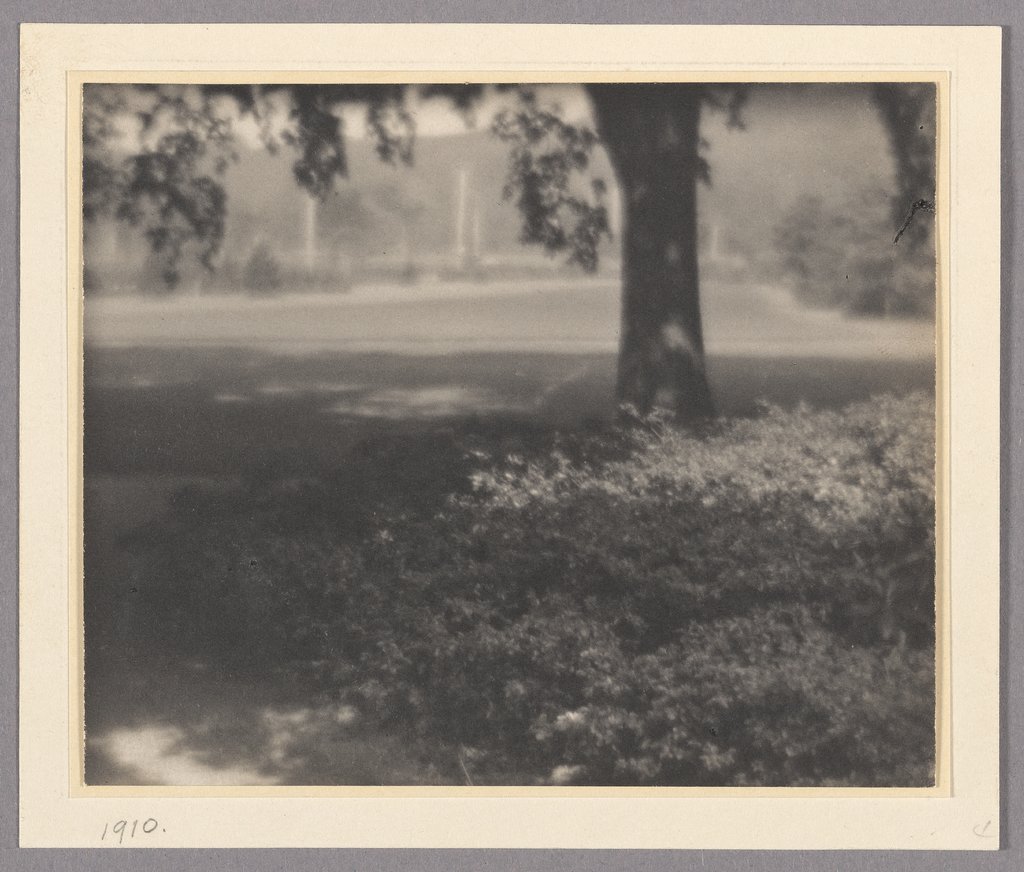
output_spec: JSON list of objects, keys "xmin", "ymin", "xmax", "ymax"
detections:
[{"xmin": 84, "ymin": 347, "xmax": 934, "ymax": 476}]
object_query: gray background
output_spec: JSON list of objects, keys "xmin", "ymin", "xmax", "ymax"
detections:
[{"xmin": 0, "ymin": 2, "xmax": 1019, "ymax": 869}]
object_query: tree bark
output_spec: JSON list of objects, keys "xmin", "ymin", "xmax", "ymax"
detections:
[{"xmin": 587, "ymin": 84, "xmax": 715, "ymax": 422}]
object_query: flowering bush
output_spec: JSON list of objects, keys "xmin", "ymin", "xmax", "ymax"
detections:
[{"xmin": 126, "ymin": 392, "xmax": 936, "ymax": 786}]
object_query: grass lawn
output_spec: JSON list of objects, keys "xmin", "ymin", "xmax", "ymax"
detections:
[{"xmin": 83, "ymin": 278, "xmax": 936, "ymax": 786}]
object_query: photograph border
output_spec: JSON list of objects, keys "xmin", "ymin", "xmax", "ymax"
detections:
[{"xmin": 12, "ymin": 17, "xmax": 1003, "ymax": 855}]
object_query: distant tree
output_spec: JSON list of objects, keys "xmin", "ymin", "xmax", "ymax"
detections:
[
  {"xmin": 243, "ymin": 241, "xmax": 283, "ymax": 296},
  {"xmin": 82, "ymin": 82, "xmax": 934, "ymax": 422}
]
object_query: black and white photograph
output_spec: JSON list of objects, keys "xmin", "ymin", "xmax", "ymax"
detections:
[{"xmin": 80, "ymin": 79, "xmax": 939, "ymax": 789}]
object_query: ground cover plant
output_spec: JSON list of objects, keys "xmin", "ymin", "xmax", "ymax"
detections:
[{"xmin": 109, "ymin": 391, "xmax": 935, "ymax": 787}]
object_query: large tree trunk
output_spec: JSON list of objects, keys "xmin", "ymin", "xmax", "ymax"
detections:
[{"xmin": 587, "ymin": 84, "xmax": 715, "ymax": 422}]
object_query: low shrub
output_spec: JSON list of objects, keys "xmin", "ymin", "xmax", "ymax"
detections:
[
  {"xmin": 123, "ymin": 393, "xmax": 936, "ymax": 786},
  {"xmin": 774, "ymin": 192, "xmax": 935, "ymax": 317},
  {"xmin": 243, "ymin": 242, "xmax": 283, "ymax": 295}
]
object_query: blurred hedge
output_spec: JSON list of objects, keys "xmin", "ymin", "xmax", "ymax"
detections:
[{"xmin": 124, "ymin": 392, "xmax": 936, "ymax": 786}]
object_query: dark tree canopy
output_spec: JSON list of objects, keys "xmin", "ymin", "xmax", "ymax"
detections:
[
  {"xmin": 83, "ymin": 84, "xmax": 499, "ymax": 283},
  {"xmin": 870, "ymin": 83, "xmax": 937, "ymax": 248},
  {"xmin": 81, "ymin": 83, "xmax": 749, "ymax": 283}
]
